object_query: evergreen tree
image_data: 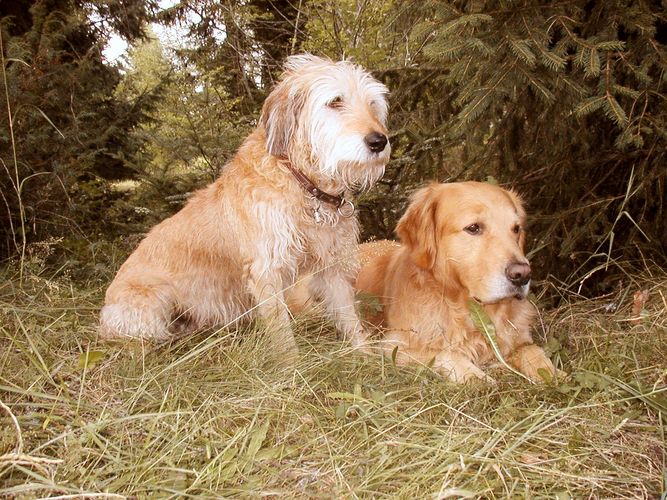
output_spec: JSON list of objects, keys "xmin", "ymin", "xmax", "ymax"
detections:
[
  {"xmin": 411, "ymin": 0, "xmax": 667, "ymax": 291},
  {"xmin": 352, "ymin": 0, "xmax": 667, "ymax": 292},
  {"xmin": 159, "ymin": 0, "xmax": 304, "ymax": 114},
  {"xmin": 290, "ymin": 0, "xmax": 666, "ymax": 292},
  {"xmin": 0, "ymin": 0, "xmax": 158, "ymax": 259},
  {"xmin": 116, "ymin": 31, "xmax": 249, "ymax": 224}
]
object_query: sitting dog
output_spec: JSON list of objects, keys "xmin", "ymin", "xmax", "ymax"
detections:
[
  {"xmin": 99, "ymin": 54, "xmax": 391, "ymax": 354},
  {"xmin": 356, "ymin": 182, "xmax": 557, "ymax": 383}
]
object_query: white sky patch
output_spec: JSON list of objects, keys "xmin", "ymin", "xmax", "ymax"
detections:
[
  {"xmin": 104, "ymin": 35, "xmax": 128, "ymax": 63},
  {"xmin": 102, "ymin": 0, "xmax": 207, "ymax": 64}
]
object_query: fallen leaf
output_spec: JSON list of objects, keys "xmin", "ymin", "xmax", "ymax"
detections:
[{"xmin": 78, "ymin": 350, "xmax": 105, "ymax": 370}]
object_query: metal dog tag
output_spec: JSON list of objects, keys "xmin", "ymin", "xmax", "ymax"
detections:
[
  {"xmin": 313, "ymin": 205, "xmax": 323, "ymax": 224},
  {"xmin": 337, "ymin": 199, "xmax": 355, "ymax": 218}
]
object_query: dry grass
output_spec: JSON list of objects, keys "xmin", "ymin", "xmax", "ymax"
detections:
[{"xmin": 0, "ymin": 264, "xmax": 665, "ymax": 498}]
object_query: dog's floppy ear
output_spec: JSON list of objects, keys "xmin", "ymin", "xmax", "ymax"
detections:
[
  {"xmin": 506, "ymin": 189, "xmax": 527, "ymax": 250},
  {"xmin": 260, "ymin": 79, "xmax": 306, "ymax": 157},
  {"xmin": 396, "ymin": 184, "xmax": 440, "ymax": 269}
]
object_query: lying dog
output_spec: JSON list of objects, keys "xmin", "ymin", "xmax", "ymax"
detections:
[
  {"xmin": 356, "ymin": 182, "xmax": 557, "ymax": 383},
  {"xmin": 99, "ymin": 54, "xmax": 391, "ymax": 353}
]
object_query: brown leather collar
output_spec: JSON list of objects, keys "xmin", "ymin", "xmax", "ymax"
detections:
[{"xmin": 280, "ymin": 157, "xmax": 345, "ymax": 208}]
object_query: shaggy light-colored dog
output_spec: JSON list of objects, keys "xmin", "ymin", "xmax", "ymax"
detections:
[
  {"xmin": 100, "ymin": 54, "xmax": 391, "ymax": 353},
  {"xmin": 355, "ymin": 182, "xmax": 558, "ymax": 383}
]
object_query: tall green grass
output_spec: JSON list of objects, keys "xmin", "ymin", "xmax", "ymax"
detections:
[{"xmin": 0, "ymin": 265, "xmax": 665, "ymax": 498}]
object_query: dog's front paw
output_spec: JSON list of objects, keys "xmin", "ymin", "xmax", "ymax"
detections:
[
  {"xmin": 511, "ymin": 344, "xmax": 557, "ymax": 383},
  {"xmin": 434, "ymin": 352, "xmax": 492, "ymax": 384}
]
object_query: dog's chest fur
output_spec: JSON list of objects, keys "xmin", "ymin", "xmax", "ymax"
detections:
[
  {"xmin": 385, "ymin": 267, "xmax": 534, "ymax": 364},
  {"xmin": 297, "ymin": 206, "xmax": 359, "ymax": 271},
  {"xmin": 225, "ymin": 152, "xmax": 360, "ymax": 272},
  {"xmin": 428, "ymin": 298, "xmax": 535, "ymax": 364}
]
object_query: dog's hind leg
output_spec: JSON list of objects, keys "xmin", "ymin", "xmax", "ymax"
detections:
[{"xmin": 99, "ymin": 277, "xmax": 175, "ymax": 341}]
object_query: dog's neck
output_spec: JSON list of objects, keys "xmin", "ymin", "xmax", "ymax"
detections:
[
  {"xmin": 277, "ymin": 147, "xmax": 349, "ymax": 192},
  {"xmin": 281, "ymin": 158, "xmax": 346, "ymax": 208},
  {"xmin": 275, "ymin": 155, "xmax": 355, "ymax": 221}
]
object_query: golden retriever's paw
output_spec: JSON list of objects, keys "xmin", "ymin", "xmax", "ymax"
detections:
[
  {"xmin": 511, "ymin": 344, "xmax": 557, "ymax": 383},
  {"xmin": 355, "ymin": 341, "xmax": 382, "ymax": 356},
  {"xmin": 463, "ymin": 372, "xmax": 498, "ymax": 385},
  {"xmin": 434, "ymin": 353, "xmax": 492, "ymax": 384}
]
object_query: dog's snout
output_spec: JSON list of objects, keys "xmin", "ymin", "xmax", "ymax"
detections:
[
  {"xmin": 505, "ymin": 262, "xmax": 531, "ymax": 287},
  {"xmin": 364, "ymin": 132, "xmax": 388, "ymax": 153}
]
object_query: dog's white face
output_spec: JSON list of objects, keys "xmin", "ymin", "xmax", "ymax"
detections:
[{"xmin": 261, "ymin": 54, "xmax": 390, "ymax": 190}]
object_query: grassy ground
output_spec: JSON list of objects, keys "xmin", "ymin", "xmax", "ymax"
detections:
[{"xmin": 0, "ymin": 264, "xmax": 665, "ymax": 498}]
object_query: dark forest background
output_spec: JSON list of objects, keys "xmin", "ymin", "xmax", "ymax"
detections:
[{"xmin": 1, "ymin": 0, "xmax": 666, "ymax": 299}]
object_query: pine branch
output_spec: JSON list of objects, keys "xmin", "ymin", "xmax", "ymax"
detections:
[
  {"xmin": 585, "ymin": 48, "xmax": 601, "ymax": 77},
  {"xmin": 604, "ymin": 93, "xmax": 629, "ymax": 127},
  {"xmin": 508, "ymin": 38, "xmax": 537, "ymax": 67},
  {"xmin": 540, "ymin": 50, "xmax": 566, "ymax": 71},
  {"xmin": 573, "ymin": 95, "xmax": 606, "ymax": 118}
]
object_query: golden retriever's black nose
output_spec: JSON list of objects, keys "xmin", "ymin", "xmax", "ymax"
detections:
[
  {"xmin": 506, "ymin": 262, "xmax": 531, "ymax": 286},
  {"xmin": 365, "ymin": 132, "xmax": 388, "ymax": 152}
]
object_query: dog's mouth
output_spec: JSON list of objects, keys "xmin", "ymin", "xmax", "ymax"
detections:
[
  {"xmin": 513, "ymin": 281, "xmax": 530, "ymax": 301},
  {"xmin": 349, "ymin": 154, "xmax": 389, "ymax": 167},
  {"xmin": 472, "ymin": 287, "xmax": 528, "ymax": 305},
  {"xmin": 504, "ymin": 281, "xmax": 531, "ymax": 302},
  {"xmin": 371, "ymin": 147, "xmax": 391, "ymax": 159},
  {"xmin": 338, "ymin": 161, "xmax": 386, "ymax": 192}
]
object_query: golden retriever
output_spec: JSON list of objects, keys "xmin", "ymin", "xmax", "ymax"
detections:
[
  {"xmin": 99, "ymin": 54, "xmax": 391, "ymax": 354},
  {"xmin": 356, "ymin": 182, "xmax": 557, "ymax": 383}
]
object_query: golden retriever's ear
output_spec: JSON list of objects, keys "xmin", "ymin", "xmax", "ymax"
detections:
[
  {"xmin": 507, "ymin": 189, "xmax": 527, "ymax": 250},
  {"xmin": 260, "ymin": 79, "xmax": 305, "ymax": 157},
  {"xmin": 396, "ymin": 185, "xmax": 440, "ymax": 269}
]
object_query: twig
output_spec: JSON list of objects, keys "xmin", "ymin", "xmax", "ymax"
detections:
[
  {"xmin": 0, "ymin": 399, "xmax": 63, "ymax": 477},
  {"xmin": 0, "ymin": 31, "xmax": 27, "ymax": 280},
  {"xmin": 0, "ymin": 399, "xmax": 22, "ymax": 452}
]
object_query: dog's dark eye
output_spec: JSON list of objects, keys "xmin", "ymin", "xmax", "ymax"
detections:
[
  {"xmin": 327, "ymin": 96, "xmax": 344, "ymax": 109},
  {"xmin": 512, "ymin": 224, "xmax": 521, "ymax": 234},
  {"xmin": 464, "ymin": 223, "xmax": 482, "ymax": 235}
]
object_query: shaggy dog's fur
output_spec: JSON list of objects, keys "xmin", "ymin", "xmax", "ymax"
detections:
[
  {"xmin": 356, "ymin": 182, "xmax": 557, "ymax": 383},
  {"xmin": 100, "ymin": 54, "xmax": 391, "ymax": 353}
]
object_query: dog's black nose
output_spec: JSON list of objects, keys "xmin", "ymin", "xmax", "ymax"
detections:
[
  {"xmin": 505, "ymin": 262, "xmax": 531, "ymax": 287},
  {"xmin": 364, "ymin": 132, "xmax": 388, "ymax": 153}
]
